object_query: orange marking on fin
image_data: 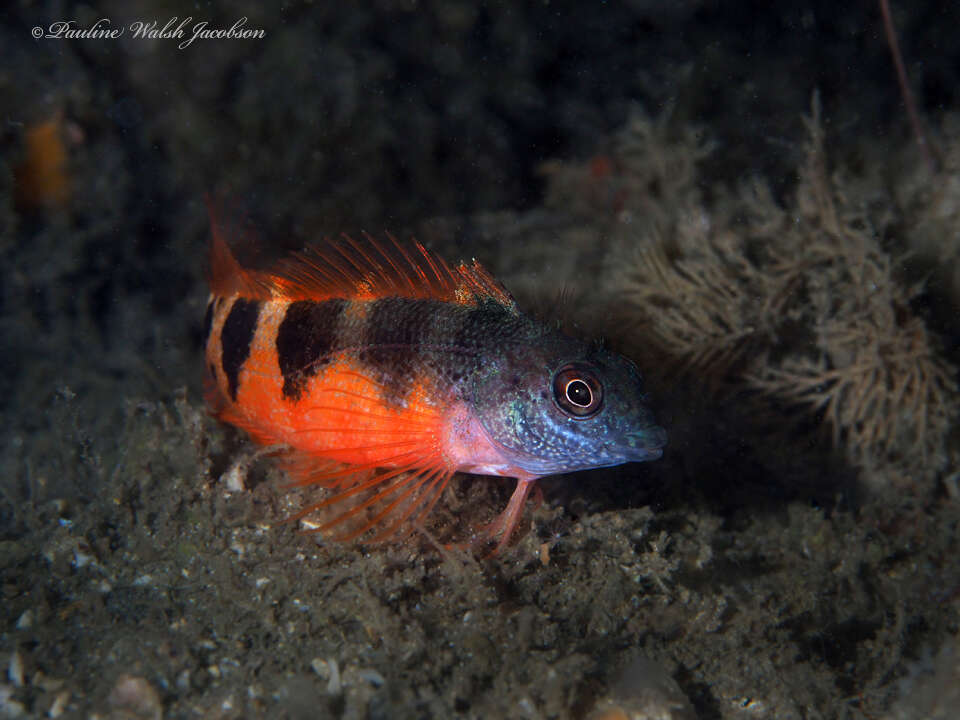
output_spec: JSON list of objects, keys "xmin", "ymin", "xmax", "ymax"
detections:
[
  {"xmin": 326, "ymin": 467, "xmax": 436, "ymax": 540},
  {"xmin": 205, "ymin": 199, "xmax": 518, "ymax": 308},
  {"xmin": 284, "ymin": 457, "xmax": 422, "ymax": 515},
  {"xmin": 436, "ymin": 253, "xmax": 460, "ymax": 289},
  {"xmin": 323, "ymin": 458, "xmax": 450, "ymax": 542},
  {"xmin": 368, "ymin": 475, "xmax": 440, "ymax": 542},
  {"xmin": 297, "ymin": 464, "xmax": 430, "ymax": 536},
  {"xmin": 415, "ymin": 241, "xmax": 450, "ymax": 292},
  {"xmin": 345, "ymin": 233, "xmax": 393, "ymax": 290},
  {"xmin": 378, "ymin": 232, "xmax": 420, "ymax": 295},
  {"xmin": 276, "ymin": 427, "xmax": 457, "ymax": 544},
  {"xmin": 205, "ymin": 197, "xmax": 274, "ymax": 299},
  {"xmin": 289, "ymin": 440, "xmax": 426, "ymax": 458},
  {"xmin": 459, "ymin": 260, "xmax": 516, "ymax": 308},
  {"xmin": 337, "ymin": 465, "xmax": 448, "ymax": 542},
  {"xmin": 289, "ymin": 254, "xmax": 340, "ymax": 293},
  {"xmin": 255, "ymin": 232, "xmax": 513, "ymax": 307},
  {"xmin": 370, "ymin": 468, "xmax": 452, "ymax": 543},
  {"xmin": 414, "ymin": 471, "xmax": 453, "ymax": 531},
  {"xmin": 316, "ymin": 241, "xmax": 360, "ymax": 289},
  {"xmin": 390, "ymin": 235, "xmax": 431, "ymax": 288},
  {"xmin": 278, "ymin": 449, "xmax": 411, "ymax": 491}
]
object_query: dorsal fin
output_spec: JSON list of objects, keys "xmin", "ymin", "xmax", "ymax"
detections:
[
  {"xmin": 206, "ymin": 200, "xmax": 517, "ymax": 310},
  {"xmin": 206, "ymin": 196, "xmax": 276, "ymax": 299},
  {"xmin": 269, "ymin": 233, "xmax": 517, "ymax": 309}
]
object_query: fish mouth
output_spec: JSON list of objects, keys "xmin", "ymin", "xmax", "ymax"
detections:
[{"xmin": 616, "ymin": 425, "xmax": 667, "ymax": 462}]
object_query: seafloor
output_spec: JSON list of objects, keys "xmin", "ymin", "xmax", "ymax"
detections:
[{"xmin": 2, "ymin": 2, "xmax": 959, "ymax": 719}]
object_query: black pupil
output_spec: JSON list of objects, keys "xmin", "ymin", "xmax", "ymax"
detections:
[{"xmin": 566, "ymin": 379, "xmax": 592, "ymax": 406}]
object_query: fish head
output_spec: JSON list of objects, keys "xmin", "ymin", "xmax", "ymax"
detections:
[{"xmin": 469, "ymin": 339, "xmax": 666, "ymax": 478}]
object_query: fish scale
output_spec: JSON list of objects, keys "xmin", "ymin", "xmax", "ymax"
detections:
[{"xmin": 275, "ymin": 298, "xmax": 348, "ymax": 401}]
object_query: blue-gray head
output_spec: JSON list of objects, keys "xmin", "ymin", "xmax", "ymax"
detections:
[{"xmin": 470, "ymin": 335, "xmax": 666, "ymax": 478}]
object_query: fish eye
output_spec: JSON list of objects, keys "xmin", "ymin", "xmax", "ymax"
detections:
[{"xmin": 553, "ymin": 363, "xmax": 603, "ymax": 418}]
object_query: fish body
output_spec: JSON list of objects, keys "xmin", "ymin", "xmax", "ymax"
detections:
[{"xmin": 204, "ymin": 217, "xmax": 666, "ymax": 551}]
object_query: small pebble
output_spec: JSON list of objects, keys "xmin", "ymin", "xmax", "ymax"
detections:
[
  {"xmin": 47, "ymin": 690, "xmax": 70, "ymax": 718},
  {"xmin": 356, "ymin": 669, "xmax": 385, "ymax": 688},
  {"xmin": 7, "ymin": 652, "xmax": 24, "ymax": 688},
  {"xmin": 588, "ymin": 656, "xmax": 696, "ymax": 720},
  {"xmin": 0, "ymin": 684, "xmax": 27, "ymax": 717},
  {"xmin": 107, "ymin": 675, "xmax": 162, "ymax": 720}
]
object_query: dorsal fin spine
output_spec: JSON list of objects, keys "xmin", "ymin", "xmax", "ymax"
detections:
[
  {"xmin": 417, "ymin": 241, "xmax": 447, "ymax": 291},
  {"xmin": 351, "ymin": 233, "xmax": 393, "ymax": 291},
  {"xmin": 206, "ymin": 201, "xmax": 270, "ymax": 299},
  {"xmin": 382, "ymin": 232, "xmax": 419, "ymax": 295},
  {"xmin": 398, "ymin": 240, "xmax": 431, "ymax": 289}
]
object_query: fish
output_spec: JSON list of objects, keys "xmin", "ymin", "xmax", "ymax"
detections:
[{"xmin": 202, "ymin": 210, "xmax": 666, "ymax": 553}]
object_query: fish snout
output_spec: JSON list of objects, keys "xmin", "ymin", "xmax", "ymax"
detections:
[{"xmin": 617, "ymin": 425, "xmax": 667, "ymax": 462}]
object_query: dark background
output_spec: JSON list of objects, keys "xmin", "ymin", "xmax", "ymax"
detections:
[{"xmin": 1, "ymin": 2, "xmax": 958, "ymax": 718}]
